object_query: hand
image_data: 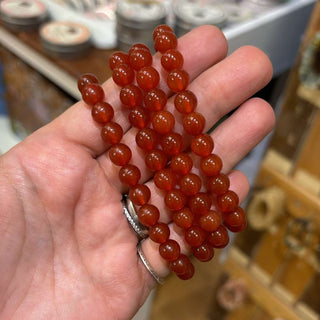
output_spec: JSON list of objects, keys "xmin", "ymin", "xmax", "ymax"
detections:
[{"xmin": 0, "ymin": 25, "xmax": 275, "ymax": 320}]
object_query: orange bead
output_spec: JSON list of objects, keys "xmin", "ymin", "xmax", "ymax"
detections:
[
  {"xmin": 190, "ymin": 134, "xmax": 214, "ymax": 157},
  {"xmin": 135, "ymin": 128, "xmax": 158, "ymax": 151},
  {"xmin": 192, "ymin": 243, "xmax": 214, "ymax": 262},
  {"xmin": 112, "ymin": 64, "xmax": 134, "ymax": 87},
  {"xmin": 173, "ymin": 207, "xmax": 194, "ymax": 229},
  {"xmin": 149, "ymin": 223, "xmax": 170, "ymax": 243},
  {"xmin": 169, "ymin": 254, "xmax": 193, "ymax": 275},
  {"xmin": 91, "ymin": 102, "xmax": 114, "ymax": 124},
  {"xmin": 136, "ymin": 66, "xmax": 160, "ymax": 90},
  {"xmin": 153, "ymin": 24, "xmax": 174, "ymax": 40},
  {"xmin": 200, "ymin": 154, "xmax": 222, "ymax": 177},
  {"xmin": 207, "ymin": 225, "xmax": 229, "ymax": 248},
  {"xmin": 129, "ymin": 48, "xmax": 153, "ymax": 70},
  {"xmin": 82, "ymin": 83, "xmax": 104, "ymax": 106},
  {"xmin": 179, "ymin": 173, "xmax": 202, "ymax": 196},
  {"xmin": 101, "ymin": 122, "xmax": 123, "ymax": 145},
  {"xmin": 177, "ymin": 262, "xmax": 195, "ymax": 280},
  {"xmin": 119, "ymin": 164, "xmax": 141, "ymax": 186},
  {"xmin": 207, "ymin": 173, "xmax": 230, "ymax": 195},
  {"xmin": 167, "ymin": 69, "xmax": 189, "ymax": 92},
  {"xmin": 183, "ymin": 112, "xmax": 205, "ymax": 136},
  {"xmin": 109, "ymin": 143, "xmax": 132, "ymax": 166},
  {"xmin": 129, "ymin": 184, "xmax": 151, "ymax": 206},
  {"xmin": 174, "ymin": 90, "xmax": 197, "ymax": 114},
  {"xmin": 152, "ymin": 110, "xmax": 175, "ymax": 134},
  {"xmin": 165, "ymin": 189, "xmax": 187, "ymax": 211},
  {"xmin": 78, "ymin": 73, "xmax": 98, "ymax": 92},
  {"xmin": 154, "ymin": 169, "xmax": 177, "ymax": 191},
  {"xmin": 199, "ymin": 210, "xmax": 221, "ymax": 232},
  {"xmin": 144, "ymin": 88, "xmax": 167, "ymax": 111},
  {"xmin": 223, "ymin": 207, "xmax": 247, "ymax": 233},
  {"xmin": 145, "ymin": 149, "xmax": 167, "ymax": 171},
  {"xmin": 120, "ymin": 84, "xmax": 143, "ymax": 108},
  {"xmin": 161, "ymin": 49, "xmax": 184, "ymax": 71},
  {"xmin": 185, "ymin": 225, "xmax": 206, "ymax": 247},
  {"xmin": 129, "ymin": 43, "xmax": 150, "ymax": 54},
  {"xmin": 137, "ymin": 204, "xmax": 160, "ymax": 226},
  {"xmin": 188, "ymin": 192, "xmax": 212, "ymax": 215},
  {"xmin": 128, "ymin": 106, "xmax": 150, "ymax": 129},
  {"xmin": 154, "ymin": 31, "xmax": 178, "ymax": 53},
  {"xmin": 159, "ymin": 239, "xmax": 181, "ymax": 261},
  {"xmin": 160, "ymin": 132, "xmax": 184, "ymax": 156},
  {"xmin": 217, "ymin": 190, "xmax": 239, "ymax": 213},
  {"xmin": 109, "ymin": 51, "xmax": 129, "ymax": 71},
  {"xmin": 170, "ymin": 153, "xmax": 193, "ymax": 175}
]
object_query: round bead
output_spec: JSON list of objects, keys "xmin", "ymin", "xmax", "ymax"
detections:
[
  {"xmin": 170, "ymin": 153, "xmax": 193, "ymax": 175},
  {"xmin": 207, "ymin": 173, "xmax": 230, "ymax": 195},
  {"xmin": 154, "ymin": 31, "xmax": 178, "ymax": 53},
  {"xmin": 183, "ymin": 112, "xmax": 205, "ymax": 136},
  {"xmin": 174, "ymin": 90, "xmax": 197, "ymax": 114},
  {"xmin": 91, "ymin": 102, "xmax": 114, "ymax": 124},
  {"xmin": 167, "ymin": 69, "xmax": 189, "ymax": 92},
  {"xmin": 78, "ymin": 73, "xmax": 98, "ymax": 93},
  {"xmin": 160, "ymin": 132, "xmax": 184, "ymax": 156},
  {"xmin": 82, "ymin": 83, "xmax": 104, "ymax": 106},
  {"xmin": 112, "ymin": 64, "xmax": 134, "ymax": 87},
  {"xmin": 145, "ymin": 149, "xmax": 167, "ymax": 171},
  {"xmin": 129, "ymin": 106, "xmax": 150, "ymax": 129},
  {"xmin": 169, "ymin": 254, "xmax": 192, "ymax": 275},
  {"xmin": 154, "ymin": 169, "xmax": 177, "ymax": 191},
  {"xmin": 173, "ymin": 207, "xmax": 194, "ymax": 229},
  {"xmin": 144, "ymin": 88, "xmax": 167, "ymax": 111},
  {"xmin": 190, "ymin": 134, "xmax": 214, "ymax": 157},
  {"xmin": 177, "ymin": 261, "xmax": 195, "ymax": 280},
  {"xmin": 149, "ymin": 223, "xmax": 170, "ymax": 243},
  {"xmin": 165, "ymin": 189, "xmax": 187, "ymax": 211},
  {"xmin": 188, "ymin": 192, "xmax": 212, "ymax": 215},
  {"xmin": 159, "ymin": 239, "xmax": 181, "ymax": 261},
  {"xmin": 199, "ymin": 210, "xmax": 221, "ymax": 232},
  {"xmin": 223, "ymin": 207, "xmax": 247, "ymax": 233},
  {"xmin": 200, "ymin": 154, "xmax": 222, "ymax": 177},
  {"xmin": 207, "ymin": 225, "xmax": 229, "ymax": 248},
  {"xmin": 192, "ymin": 243, "xmax": 215, "ymax": 262},
  {"xmin": 135, "ymin": 128, "xmax": 158, "ymax": 151},
  {"xmin": 137, "ymin": 204, "xmax": 160, "ymax": 227},
  {"xmin": 161, "ymin": 49, "xmax": 184, "ymax": 71},
  {"xmin": 109, "ymin": 51, "xmax": 129, "ymax": 71},
  {"xmin": 109, "ymin": 143, "xmax": 132, "ymax": 166},
  {"xmin": 185, "ymin": 225, "xmax": 206, "ymax": 247},
  {"xmin": 179, "ymin": 173, "xmax": 202, "ymax": 196},
  {"xmin": 120, "ymin": 84, "xmax": 143, "ymax": 108},
  {"xmin": 119, "ymin": 164, "xmax": 141, "ymax": 186},
  {"xmin": 136, "ymin": 66, "xmax": 160, "ymax": 90},
  {"xmin": 153, "ymin": 24, "xmax": 174, "ymax": 40},
  {"xmin": 129, "ymin": 184, "xmax": 151, "ymax": 206},
  {"xmin": 152, "ymin": 110, "xmax": 175, "ymax": 134},
  {"xmin": 129, "ymin": 43, "xmax": 150, "ymax": 54},
  {"xmin": 217, "ymin": 190, "xmax": 239, "ymax": 213},
  {"xmin": 101, "ymin": 122, "xmax": 123, "ymax": 145},
  {"xmin": 129, "ymin": 48, "xmax": 152, "ymax": 70}
]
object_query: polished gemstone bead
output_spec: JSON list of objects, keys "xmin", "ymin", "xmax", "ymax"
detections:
[
  {"xmin": 161, "ymin": 49, "xmax": 184, "ymax": 71},
  {"xmin": 199, "ymin": 210, "xmax": 221, "ymax": 232},
  {"xmin": 135, "ymin": 128, "xmax": 158, "ymax": 151},
  {"xmin": 217, "ymin": 190, "xmax": 239, "ymax": 213},
  {"xmin": 207, "ymin": 173, "xmax": 230, "ymax": 195},
  {"xmin": 190, "ymin": 134, "xmax": 214, "ymax": 157},
  {"xmin": 174, "ymin": 90, "xmax": 197, "ymax": 114},
  {"xmin": 192, "ymin": 243, "xmax": 215, "ymax": 262},
  {"xmin": 200, "ymin": 154, "xmax": 222, "ymax": 177},
  {"xmin": 185, "ymin": 225, "xmax": 206, "ymax": 247},
  {"xmin": 129, "ymin": 48, "xmax": 153, "ymax": 70},
  {"xmin": 145, "ymin": 149, "xmax": 167, "ymax": 171},
  {"xmin": 177, "ymin": 261, "xmax": 195, "ymax": 280},
  {"xmin": 119, "ymin": 164, "xmax": 141, "ymax": 186},
  {"xmin": 112, "ymin": 64, "xmax": 134, "ymax": 87},
  {"xmin": 169, "ymin": 254, "xmax": 192, "ymax": 275},
  {"xmin": 144, "ymin": 88, "xmax": 167, "ymax": 111},
  {"xmin": 137, "ymin": 204, "xmax": 160, "ymax": 226},
  {"xmin": 207, "ymin": 225, "xmax": 229, "ymax": 248},
  {"xmin": 183, "ymin": 112, "xmax": 205, "ymax": 136},
  {"xmin": 167, "ymin": 69, "xmax": 189, "ymax": 92},
  {"xmin": 154, "ymin": 32, "xmax": 178, "ymax": 53},
  {"xmin": 165, "ymin": 189, "xmax": 187, "ymax": 211},
  {"xmin": 91, "ymin": 102, "xmax": 114, "ymax": 124},
  {"xmin": 154, "ymin": 169, "xmax": 177, "ymax": 191},
  {"xmin": 78, "ymin": 73, "xmax": 98, "ymax": 93},
  {"xmin": 149, "ymin": 223, "xmax": 170, "ymax": 243},
  {"xmin": 136, "ymin": 66, "xmax": 160, "ymax": 90},
  {"xmin": 188, "ymin": 192, "xmax": 212, "ymax": 215},
  {"xmin": 170, "ymin": 153, "xmax": 193, "ymax": 175},
  {"xmin": 109, "ymin": 143, "xmax": 132, "ymax": 166},
  {"xmin": 173, "ymin": 207, "xmax": 194, "ymax": 229},
  {"xmin": 129, "ymin": 184, "xmax": 151, "ymax": 206},
  {"xmin": 101, "ymin": 122, "xmax": 123, "ymax": 145},
  {"xmin": 152, "ymin": 24, "xmax": 174, "ymax": 40},
  {"xmin": 109, "ymin": 51, "xmax": 129, "ymax": 71},
  {"xmin": 159, "ymin": 239, "xmax": 181, "ymax": 261},
  {"xmin": 128, "ymin": 106, "xmax": 150, "ymax": 129},
  {"xmin": 160, "ymin": 132, "xmax": 184, "ymax": 156},
  {"xmin": 151, "ymin": 110, "xmax": 175, "ymax": 134},
  {"xmin": 223, "ymin": 207, "xmax": 247, "ymax": 233},
  {"xmin": 82, "ymin": 83, "xmax": 104, "ymax": 106},
  {"xmin": 129, "ymin": 43, "xmax": 150, "ymax": 54},
  {"xmin": 120, "ymin": 84, "xmax": 143, "ymax": 108},
  {"xmin": 179, "ymin": 173, "xmax": 202, "ymax": 196}
]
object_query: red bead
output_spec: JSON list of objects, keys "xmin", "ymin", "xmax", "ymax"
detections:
[
  {"xmin": 165, "ymin": 189, "xmax": 187, "ymax": 211},
  {"xmin": 145, "ymin": 149, "xmax": 167, "ymax": 171},
  {"xmin": 200, "ymin": 154, "xmax": 222, "ymax": 177},
  {"xmin": 91, "ymin": 102, "xmax": 114, "ymax": 124},
  {"xmin": 161, "ymin": 49, "xmax": 184, "ymax": 71},
  {"xmin": 78, "ymin": 73, "xmax": 98, "ymax": 92},
  {"xmin": 174, "ymin": 90, "xmax": 197, "ymax": 114},
  {"xmin": 149, "ymin": 223, "xmax": 170, "ymax": 243},
  {"xmin": 120, "ymin": 84, "xmax": 143, "ymax": 108},
  {"xmin": 207, "ymin": 225, "xmax": 229, "ymax": 248},
  {"xmin": 191, "ymin": 134, "xmax": 214, "ymax": 157},
  {"xmin": 154, "ymin": 169, "xmax": 177, "ymax": 191},
  {"xmin": 192, "ymin": 243, "xmax": 215, "ymax": 262},
  {"xmin": 183, "ymin": 112, "xmax": 205, "ymax": 136},
  {"xmin": 173, "ymin": 207, "xmax": 194, "ymax": 229},
  {"xmin": 179, "ymin": 173, "xmax": 202, "ymax": 196},
  {"xmin": 160, "ymin": 132, "xmax": 184, "ymax": 156},
  {"xmin": 129, "ymin": 48, "xmax": 153, "ymax": 70},
  {"xmin": 188, "ymin": 192, "xmax": 212, "ymax": 215},
  {"xmin": 217, "ymin": 190, "xmax": 239, "ymax": 213},
  {"xmin": 129, "ymin": 43, "xmax": 150, "ymax": 54},
  {"xmin": 169, "ymin": 254, "xmax": 192, "ymax": 275},
  {"xmin": 129, "ymin": 184, "xmax": 151, "ymax": 206},
  {"xmin": 82, "ymin": 83, "xmax": 104, "ymax": 106},
  {"xmin": 199, "ymin": 210, "xmax": 221, "ymax": 232},
  {"xmin": 154, "ymin": 32, "xmax": 178, "ymax": 53},
  {"xmin": 112, "ymin": 64, "xmax": 134, "ymax": 87},
  {"xmin": 159, "ymin": 239, "xmax": 181, "ymax": 261},
  {"xmin": 101, "ymin": 122, "xmax": 123, "ymax": 145},
  {"xmin": 129, "ymin": 106, "xmax": 150, "ymax": 129},
  {"xmin": 170, "ymin": 153, "xmax": 193, "ymax": 175},
  {"xmin": 109, "ymin": 51, "xmax": 129, "ymax": 71},
  {"xmin": 135, "ymin": 128, "xmax": 158, "ymax": 151},
  {"xmin": 144, "ymin": 88, "xmax": 167, "ymax": 111},
  {"xmin": 153, "ymin": 24, "xmax": 174, "ymax": 40},
  {"xmin": 185, "ymin": 225, "xmax": 206, "ymax": 247},
  {"xmin": 152, "ymin": 110, "xmax": 175, "ymax": 134},
  {"xmin": 177, "ymin": 261, "xmax": 195, "ymax": 280},
  {"xmin": 223, "ymin": 207, "xmax": 247, "ymax": 233},
  {"xmin": 136, "ymin": 66, "xmax": 160, "ymax": 90},
  {"xmin": 119, "ymin": 164, "xmax": 141, "ymax": 186},
  {"xmin": 167, "ymin": 69, "xmax": 189, "ymax": 92},
  {"xmin": 109, "ymin": 143, "xmax": 132, "ymax": 166},
  {"xmin": 207, "ymin": 173, "xmax": 230, "ymax": 195},
  {"xmin": 137, "ymin": 204, "xmax": 160, "ymax": 226}
]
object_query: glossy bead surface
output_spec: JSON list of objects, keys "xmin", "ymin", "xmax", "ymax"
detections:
[
  {"xmin": 109, "ymin": 143, "xmax": 132, "ymax": 166},
  {"xmin": 154, "ymin": 31, "xmax": 177, "ymax": 53},
  {"xmin": 154, "ymin": 169, "xmax": 177, "ymax": 191},
  {"xmin": 82, "ymin": 83, "xmax": 104, "ymax": 106},
  {"xmin": 183, "ymin": 112, "xmax": 205, "ymax": 136},
  {"xmin": 101, "ymin": 122, "xmax": 123, "ymax": 145},
  {"xmin": 136, "ymin": 66, "xmax": 160, "ymax": 90},
  {"xmin": 152, "ymin": 111, "xmax": 175, "ymax": 134},
  {"xmin": 177, "ymin": 261, "xmax": 195, "ymax": 280},
  {"xmin": 161, "ymin": 49, "xmax": 184, "ymax": 71},
  {"xmin": 167, "ymin": 69, "xmax": 189, "ymax": 92},
  {"xmin": 217, "ymin": 190, "xmax": 239, "ymax": 213},
  {"xmin": 91, "ymin": 102, "xmax": 114, "ymax": 124},
  {"xmin": 207, "ymin": 225, "xmax": 229, "ymax": 248},
  {"xmin": 129, "ymin": 106, "xmax": 150, "ymax": 129},
  {"xmin": 78, "ymin": 73, "xmax": 98, "ymax": 92},
  {"xmin": 119, "ymin": 164, "xmax": 141, "ymax": 186},
  {"xmin": 191, "ymin": 134, "xmax": 214, "ymax": 157},
  {"xmin": 120, "ymin": 84, "xmax": 143, "ymax": 108},
  {"xmin": 199, "ymin": 210, "xmax": 221, "ymax": 232},
  {"xmin": 170, "ymin": 153, "xmax": 193, "ymax": 175},
  {"xmin": 129, "ymin": 184, "xmax": 151, "ymax": 206},
  {"xmin": 109, "ymin": 51, "xmax": 129, "ymax": 71},
  {"xmin": 129, "ymin": 48, "xmax": 152, "ymax": 70},
  {"xmin": 207, "ymin": 173, "xmax": 230, "ymax": 195},
  {"xmin": 144, "ymin": 88, "xmax": 167, "ymax": 111},
  {"xmin": 149, "ymin": 223, "xmax": 170, "ymax": 243},
  {"xmin": 173, "ymin": 207, "xmax": 194, "ymax": 229},
  {"xmin": 174, "ymin": 90, "xmax": 197, "ymax": 114},
  {"xmin": 135, "ymin": 128, "xmax": 158, "ymax": 151},
  {"xmin": 112, "ymin": 64, "xmax": 134, "ymax": 87},
  {"xmin": 188, "ymin": 192, "xmax": 212, "ymax": 215},
  {"xmin": 185, "ymin": 225, "xmax": 206, "ymax": 247},
  {"xmin": 145, "ymin": 149, "xmax": 167, "ymax": 171},
  {"xmin": 192, "ymin": 243, "xmax": 214, "ymax": 262},
  {"xmin": 129, "ymin": 43, "xmax": 150, "ymax": 54},
  {"xmin": 159, "ymin": 239, "xmax": 181, "ymax": 261},
  {"xmin": 153, "ymin": 24, "xmax": 174, "ymax": 40},
  {"xmin": 223, "ymin": 207, "xmax": 247, "ymax": 233},
  {"xmin": 200, "ymin": 154, "xmax": 222, "ymax": 177},
  {"xmin": 160, "ymin": 132, "xmax": 184, "ymax": 156},
  {"xmin": 169, "ymin": 254, "xmax": 192, "ymax": 275},
  {"xmin": 137, "ymin": 204, "xmax": 160, "ymax": 226},
  {"xmin": 165, "ymin": 189, "xmax": 187, "ymax": 211},
  {"xmin": 179, "ymin": 173, "xmax": 202, "ymax": 196}
]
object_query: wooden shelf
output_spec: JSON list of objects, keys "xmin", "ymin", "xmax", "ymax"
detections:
[{"xmin": 298, "ymin": 84, "xmax": 320, "ymax": 108}]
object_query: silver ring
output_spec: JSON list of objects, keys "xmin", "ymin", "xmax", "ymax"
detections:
[
  {"xmin": 137, "ymin": 242, "xmax": 164, "ymax": 284},
  {"xmin": 122, "ymin": 195, "xmax": 148, "ymax": 240}
]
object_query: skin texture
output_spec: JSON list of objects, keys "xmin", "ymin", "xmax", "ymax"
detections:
[{"xmin": 0, "ymin": 25, "xmax": 275, "ymax": 320}]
